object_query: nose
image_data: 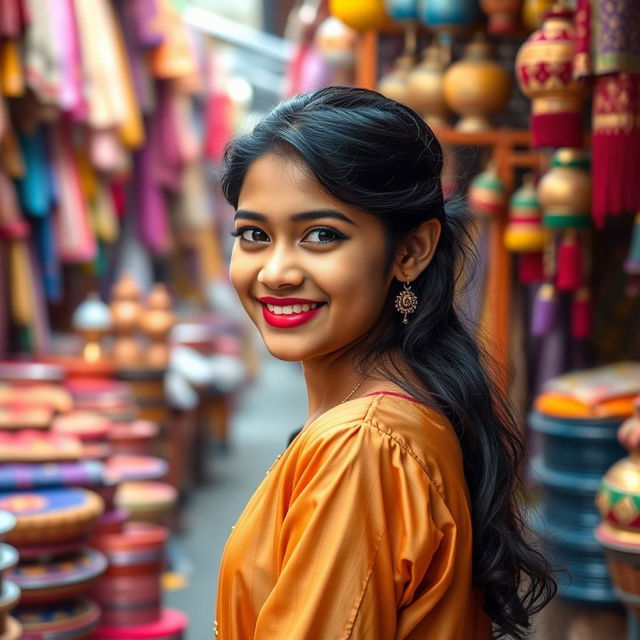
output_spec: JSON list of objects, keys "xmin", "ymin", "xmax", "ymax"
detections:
[{"xmin": 257, "ymin": 245, "xmax": 304, "ymax": 289}]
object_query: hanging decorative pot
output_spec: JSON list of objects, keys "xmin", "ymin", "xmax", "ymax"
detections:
[
  {"xmin": 443, "ymin": 33, "xmax": 512, "ymax": 132},
  {"xmin": 377, "ymin": 54, "xmax": 416, "ymax": 107},
  {"xmin": 329, "ymin": 0, "xmax": 390, "ymax": 31},
  {"xmin": 385, "ymin": 0, "xmax": 419, "ymax": 21},
  {"xmin": 504, "ymin": 173, "xmax": 546, "ymax": 284},
  {"xmin": 468, "ymin": 162, "xmax": 508, "ymax": 218},
  {"xmin": 315, "ymin": 16, "xmax": 357, "ymax": 70},
  {"xmin": 406, "ymin": 42, "xmax": 450, "ymax": 128},
  {"xmin": 522, "ymin": 0, "xmax": 554, "ymax": 30},
  {"xmin": 418, "ymin": 0, "xmax": 477, "ymax": 64},
  {"xmin": 515, "ymin": 3, "xmax": 583, "ymax": 148},
  {"xmin": 480, "ymin": 0, "xmax": 523, "ymax": 35},
  {"xmin": 596, "ymin": 414, "xmax": 640, "ymax": 623},
  {"xmin": 537, "ymin": 149, "xmax": 592, "ymax": 338}
]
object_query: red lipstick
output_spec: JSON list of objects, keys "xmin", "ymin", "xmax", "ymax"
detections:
[{"xmin": 257, "ymin": 297, "xmax": 325, "ymax": 329}]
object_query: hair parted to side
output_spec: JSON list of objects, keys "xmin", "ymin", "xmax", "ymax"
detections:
[{"xmin": 221, "ymin": 86, "xmax": 556, "ymax": 639}]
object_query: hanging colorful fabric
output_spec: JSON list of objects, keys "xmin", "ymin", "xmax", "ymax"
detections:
[
  {"xmin": 504, "ymin": 173, "xmax": 545, "ymax": 284},
  {"xmin": 48, "ymin": 121, "xmax": 97, "ymax": 263},
  {"xmin": 17, "ymin": 127, "xmax": 53, "ymax": 217},
  {"xmin": 515, "ymin": 4, "xmax": 583, "ymax": 148}
]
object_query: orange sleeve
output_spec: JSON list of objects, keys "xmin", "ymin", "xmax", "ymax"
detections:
[{"xmin": 253, "ymin": 422, "xmax": 452, "ymax": 640}]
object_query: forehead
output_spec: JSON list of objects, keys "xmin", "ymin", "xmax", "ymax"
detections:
[{"xmin": 238, "ymin": 153, "xmax": 355, "ymax": 215}]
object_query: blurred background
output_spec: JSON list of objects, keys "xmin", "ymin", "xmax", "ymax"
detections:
[{"xmin": 0, "ymin": 0, "xmax": 640, "ymax": 639}]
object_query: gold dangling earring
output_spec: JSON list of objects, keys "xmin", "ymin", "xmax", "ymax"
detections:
[{"xmin": 394, "ymin": 278, "xmax": 418, "ymax": 324}]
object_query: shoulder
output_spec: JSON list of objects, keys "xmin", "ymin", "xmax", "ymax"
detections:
[{"xmin": 289, "ymin": 394, "xmax": 466, "ymax": 502}]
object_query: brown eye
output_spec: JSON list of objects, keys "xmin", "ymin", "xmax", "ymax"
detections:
[
  {"xmin": 302, "ymin": 227, "xmax": 347, "ymax": 244},
  {"xmin": 231, "ymin": 227, "xmax": 270, "ymax": 243}
]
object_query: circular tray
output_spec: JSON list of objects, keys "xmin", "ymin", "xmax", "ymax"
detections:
[
  {"xmin": 0, "ymin": 384, "xmax": 73, "ymax": 413},
  {"xmin": 95, "ymin": 608, "xmax": 187, "ymax": 639},
  {"xmin": 0, "ymin": 581, "xmax": 20, "ymax": 615},
  {"xmin": 108, "ymin": 421, "xmax": 158, "ymax": 456},
  {"xmin": 16, "ymin": 537, "xmax": 89, "ymax": 561},
  {"xmin": 0, "ymin": 488, "xmax": 103, "ymax": 546},
  {"xmin": 0, "ymin": 461, "xmax": 105, "ymax": 491},
  {"xmin": 0, "ymin": 545, "xmax": 18, "ymax": 573},
  {"xmin": 0, "ymin": 363, "xmax": 65, "ymax": 384},
  {"xmin": 0, "ymin": 514, "xmax": 15, "ymax": 540},
  {"xmin": 115, "ymin": 482, "xmax": 177, "ymax": 512},
  {"xmin": 0, "ymin": 431, "xmax": 83, "ymax": 463},
  {"xmin": 52, "ymin": 412, "xmax": 111, "ymax": 443},
  {"xmin": 0, "ymin": 406, "xmax": 53, "ymax": 431},
  {"xmin": 14, "ymin": 597, "xmax": 100, "ymax": 640},
  {"xmin": 105, "ymin": 456, "xmax": 168, "ymax": 484},
  {"xmin": 9, "ymin": 548, "xmax": 108, "ymax": 604}
]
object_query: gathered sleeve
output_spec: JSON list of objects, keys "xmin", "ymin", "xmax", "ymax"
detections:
[{"xmin": 253, "ymin": 421, "xmax": 460, "ymax": 640}]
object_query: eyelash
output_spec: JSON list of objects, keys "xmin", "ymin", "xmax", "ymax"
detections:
[{"xmin": 230, "ymin": 226, "xmax": 348, "ymax": 245}]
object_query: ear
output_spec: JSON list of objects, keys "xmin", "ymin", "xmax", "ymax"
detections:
[{"xmin": 392, "ymin": 218, "xmax": 442, "ymax": 282}]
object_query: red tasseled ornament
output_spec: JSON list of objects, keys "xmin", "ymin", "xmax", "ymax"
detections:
[
  {"xmin": 571, "ymin": 288, "xmax": 592, "ymax": 339},
  {"xmin": 556, "ymin": 234, "xmax": 583, "ymax": 291},
  {"xmin": 519, "ymin": 252, "xmax": 545, "ymax": 284}
]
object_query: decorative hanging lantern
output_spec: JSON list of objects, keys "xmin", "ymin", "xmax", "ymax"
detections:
[
  {"xmin": 329, "ymin": 0, "xmax": 390, "ymax": 31},
  {"xmin": 596, "ymin": 415, "xmax": 640, "ymax": 623},
  {"xmin": 468, "ymin": 162, "xmax": 508, "ymax": 218},
  {"xmin": 480, "ymin": 0, "xmax": 523, "ymax": 36},
  {"xmin": 418, "ymin": 0, "xmax": 477, "ymax": 64},
  {"xmin": 522, "ymin": 0, "xmax": 553, "ymax": 30},
  {"xmin": 515, "ymin": 3, "xmax": 584, "ymax": 148},
  {"xmin": 377, "ymin": 54, "xmax": 415, "ymax": 107},
  {"xmin": 538, "ymin": 149, "xmax": 591, "ymax": 293},
  {"xmin": 385, "ymin": 0, "xmax": 419, "ymax": 56},
  {"xmin": 443, "ymin": 33, "xmax": 512, "ymax": 132},
  {"xmin": 406, "ymin": 42, "xmax": 450, "ymax": 128},
  {"xmin": 504, "ymin": 173, "xmax": 546, "ymax": 284}
]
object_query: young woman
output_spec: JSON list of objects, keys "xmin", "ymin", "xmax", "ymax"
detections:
[{"xmin": 215, "ymin": 87, "xmax": 555, "ymax": 639}]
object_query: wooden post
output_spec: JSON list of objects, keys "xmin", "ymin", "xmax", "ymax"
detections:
[{"xmin": 355, "ymin": 31, "xmax": 378, "ymax": 90}]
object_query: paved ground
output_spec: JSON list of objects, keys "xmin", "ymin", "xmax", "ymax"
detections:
[{"xmin": 165, "ymin": 352, "xmax": 307, "ymax": 640}]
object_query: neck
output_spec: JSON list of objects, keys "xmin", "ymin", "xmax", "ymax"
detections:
[{"xmin": 302, "ymin": 344, "xmax": 367, "ymax": 426}]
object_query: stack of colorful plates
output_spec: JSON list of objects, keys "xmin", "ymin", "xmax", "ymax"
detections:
[
  {"xmin": 115, "ymin": 483, "xmax": 177, "ymax": 526},
  {"xmin": 108, "ymin": 421, "xmax": 159, "ymax": 457},
  {"xmin": 51, "ymin": 411, "xmax": 112, "ymax": 444},
  {"xmin": 95, "ymin": 608, "xmax": 187, "ymax": 640},
  {"xmin": 65, "ymin": 380, "xmax": 138, "ymax": 423},
  {"xmin": 91, "ymin": 523, "xmax": 168, "ymax": 627},
  {"xmin": 0, "ymin": 431, "xmax": 83, "ymax": 464},
  {"xmin": 13, "ymin": 597, "xmax": 101, "ymax": 640},
  {"xmin": 0, "ymin": 511, "xmax": 21, "ymax": 640}
]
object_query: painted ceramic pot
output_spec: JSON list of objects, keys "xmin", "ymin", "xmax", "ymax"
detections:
[
  {"xmin": 314, "ymin": 17, "xmax": 356, "ymax": 69},
  {"xmin": 418, "ymin": 0, "xmax": 477, "ymax": 34},
  {"xmin": 329, "ymin": 0, "xmax": 389, "ymax": 31},
  {"xmin": 481, "ymin": 0, "xmax": 522, "ymax": 35},
  {"xmin": 468, "ymin": 162, "xmax": 508, "ymax": 217},
  {"xmin": 504, "ymin": 174, "xmax": 545, "ymax": 253},
  {"xmin": 537, "ymin": 149, "xmax": 591, "ymax": 230},
  {"xmin": 596, "ymin": 415, "xmax": 640, "ymax": 615},
  {"xmin": 515, "ymin": 4, "xmax": 583, "ymax": 148},
  {"xmin": 377, "ymin": 54, "xmax": 416, "ymax": 107},
  {"xmin": 406, "ymin": 43, "xmax": 450, "ymax": 128},
  {"xmin": 443, "ymin": 34, "xmax": 511, "ymax": 131},
  {"xmin": 385, "ymin": 0, "xmax": 419, "ymax": 21}
]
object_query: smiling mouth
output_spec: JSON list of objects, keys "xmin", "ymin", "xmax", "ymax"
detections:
[{"xmin": 257, "ymin": 299, "xmax": 326, "ymax": 328}]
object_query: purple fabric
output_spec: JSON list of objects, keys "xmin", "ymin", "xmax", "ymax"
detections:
[{"xmin": 129, "ymin": 0, "xmax": 164, "ymax": 48}]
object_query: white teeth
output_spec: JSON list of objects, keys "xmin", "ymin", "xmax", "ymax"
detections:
[{"xmin": 264, "ymin": 302, "xmax": 322, "ymax": 315}]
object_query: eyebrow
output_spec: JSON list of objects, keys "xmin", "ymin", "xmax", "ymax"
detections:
[{"xmin": 234, "ymin": 209, "xmax": 356, "ymax": 225}]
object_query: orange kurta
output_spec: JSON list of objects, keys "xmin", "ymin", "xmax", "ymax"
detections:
[{"xmin": 215, "ymin": 393, "xmax": 493, "ymax": 639}]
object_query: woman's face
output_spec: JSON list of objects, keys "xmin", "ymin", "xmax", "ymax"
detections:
[{"xmin": 229, "ymin": 153, "xmax": 395, "ymax": 363}]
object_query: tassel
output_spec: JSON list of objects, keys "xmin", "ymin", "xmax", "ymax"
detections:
[
  {"xmin": 531, "ymin": 283, "xmax": 558, "ymax": 336},
  {"xmin": 519, "ymin": 252, "xmax": 544, "ymax": 285},
  {"xmin": 571, "ymin": 288, "xmax": 592, "ymax": 339},
  {"xmin": 556, "ymin": 231, "xmax": 583, "ymax": 291},
  {"xmin": 624, "ymin": 212, "xmax": 640, "ymax": 275}
]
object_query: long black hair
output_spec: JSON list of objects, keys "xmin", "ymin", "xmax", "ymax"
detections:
[{"xmin": 221, "ymin": 86, "xmax": 556, "ymax": 638}]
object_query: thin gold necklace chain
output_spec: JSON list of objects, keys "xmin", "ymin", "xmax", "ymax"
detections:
[{"xmin": 341, "ymin": 378, "xmax": 366, "ymax": 404}]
